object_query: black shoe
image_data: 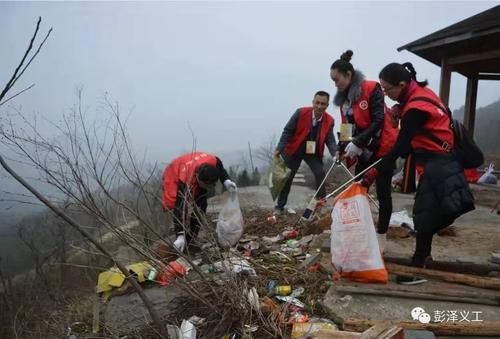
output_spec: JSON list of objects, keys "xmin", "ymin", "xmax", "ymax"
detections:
[{"xmin": 396, "ymin": 275, "xmax": 427, "ymax": 285}]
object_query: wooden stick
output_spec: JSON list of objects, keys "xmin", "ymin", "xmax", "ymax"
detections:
[
  {"xmin": 337, "ymin": 282, "xmax": 500, "ymax": 303},
  {"xmin": 92, "ymin": 294, "xmax": 100, "ymax": 334},
  {"xmin": 343, "ymin": 319, "xmax": 500, "ymax": 336},
  {"xmin": 384, "ymin": 256, "xmax": 500, "ymax": 276},
  {"xmin": 333, "ymin": 285, "xmax": 499, "ymax": 306},
  {"xmin": 386, "ymin": 263, "xmax": 500, "ymax": 290}
]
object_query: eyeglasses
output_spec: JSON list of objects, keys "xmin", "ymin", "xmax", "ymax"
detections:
[{"xmin": 382, "ymin": 85, "xmax": 396, "ymax": 93}]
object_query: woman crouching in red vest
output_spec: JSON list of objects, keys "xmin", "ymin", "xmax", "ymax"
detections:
[
  {"xmin": 330, "ymin": 50, "xmax": 399, "ymax": 253},
  {"xmin": 363, "ymin": 62, "xmax": 475, "ymax": 284},
  {"xmin": 162, "ymin": 152, "xmax": 237, "ymax": 252}
]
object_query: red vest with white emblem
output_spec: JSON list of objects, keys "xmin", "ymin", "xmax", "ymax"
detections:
[
  {"xmin": 162, "ymin": 152, "xmax": 217, "ymax": 210},
  {"xmin": 340, "ymin": 80, "xmax": 399, "ymax": 157},
  {"xmin": 283, "ymin": 107, "xmax": 334, "ymax": 160}
]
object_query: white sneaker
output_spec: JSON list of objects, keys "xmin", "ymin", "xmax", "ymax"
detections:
[
  {"xmin": 396, "ymin": 276, "xmax": 427, "ymax": 285},
  {"xmin": 376, "ymin": 233, "xmax": 387, "ymax": 254}
]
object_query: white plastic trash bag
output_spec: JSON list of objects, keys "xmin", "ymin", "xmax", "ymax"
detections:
[
  {"xmin": 216, "ymin": 193, "xmax": 244, "ymax": 248},
  {"xmin": 478, "ymin": 163, "xmax": 498, "ymax": 184},
  {"xmin": 389, "ymin": 209, "xmax": 414, "ymax": 231},
  {"xmin": 330, "ymin": 183, "xmax": 388, "ymax": 283}
]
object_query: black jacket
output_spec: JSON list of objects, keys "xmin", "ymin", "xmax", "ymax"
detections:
[
  {"xmin": 413, "ymin": 152, "xmax": 475, "ymax": 233},
  {"xmin": 334, "ymin": 70, "xmax": 385, "ymax": 151}
]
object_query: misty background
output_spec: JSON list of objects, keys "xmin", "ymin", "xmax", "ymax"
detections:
[{"xmin": 1, "ymin": 1, "xmax": 499, "ymax": 276}]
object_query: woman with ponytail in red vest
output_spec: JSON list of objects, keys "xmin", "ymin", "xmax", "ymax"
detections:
[
  {"xmin": 330, "ymin": 50, "xmax": 399, "ymax": 254},
  {"xmin": 364, "ymin": 62, "xmax": 475, "ymax": 284}
]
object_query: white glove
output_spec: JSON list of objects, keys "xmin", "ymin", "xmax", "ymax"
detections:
[
  {"xmin": 173, "ymin": 234, "xmax": 186, "ymax": 252},
  {"xmin": 224, "ymin": 179, "xmax": 237, "ymax": 193},
  {"xmin": 344, "ymin": 142, "xmax": 363, "ymax": 158},
  {"xmin": 376, "ymin": 233, "xmax": 387, "ymax": 254}
]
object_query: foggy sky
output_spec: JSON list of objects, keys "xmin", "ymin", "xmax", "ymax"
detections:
[{"xmin": 1, "ymin": 1, "xmax": 499, "ymax": 167}]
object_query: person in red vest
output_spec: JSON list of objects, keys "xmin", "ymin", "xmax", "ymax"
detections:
[
  {"xmin": 362, "ymin": 62, "xmax": 474, "ymax": 284},
  {"xmin": 162, "ymin": 151, "xmax": 237, "ymax": 252},
  {"xmin": 273, "ymin": 91, "xmax": 336, "ymax": 214},
  {"xmin": 330, "ymin": 50, "xmax": 399, "ymax": 253}
]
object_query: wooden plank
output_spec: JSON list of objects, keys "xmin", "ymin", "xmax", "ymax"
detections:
[
  {"xmin": 343, "ymin": 319, "xmax": 500, "ymax": 336},
  {"xmin": 447, "ymin": 49, "xmax": 500, "ymax": 65},
  {"xmin": 360, "ymin": 322, "xmax": 404, "ymax": 339},
  {"xmin": 478, "ymin": 73, "xmax": 500, "ymax": 81},
  {"xmin": 386, "ymin": 263, "xmax": 500, "ymax": 290},
  {"xmin": 463, "ymin": 76, "xmax": 478, "ymax": 137},
  {"xmin": 336, "ymin": 282, "xmax": 500, "ymax": 303},
  {"xmin": 383, "ymin": 256, "xmax": 500, "ymax": 276},
  {"xmin": 399, "ymin": 27, "xmax": 500, "ymax": 53},
  {"xmin": 309, "ymin": 329, "xmax": 362, "ymax": 338},
  {"xmin": 439, "ymin": 58, "xmax": 452, "ymax": 106},
  {"xmin": 333, "ymin": 285, "xmax": 499, "ymax": 306}
]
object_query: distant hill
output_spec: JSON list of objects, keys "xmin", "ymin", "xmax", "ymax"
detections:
[{"xmin": 453, "ymin": 99, "xmax": 500, "ymax": 154}]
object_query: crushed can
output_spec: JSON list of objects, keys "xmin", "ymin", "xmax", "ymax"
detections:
[
  {"xmin": 274, "ymin": 285, "xmax": 292, "ymax": 296},
  {"xmin": 267, "ymin": 215, "xmax": 277, "ymax": 224},
  {"xmin": 282, "ymin": 229, "xmax": 298, "ymax": 239}
]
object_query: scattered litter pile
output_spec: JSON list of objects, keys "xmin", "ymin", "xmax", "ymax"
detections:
[{"xmin": 87, "ymin": 204, "xmax": 500, "ymax": 338}]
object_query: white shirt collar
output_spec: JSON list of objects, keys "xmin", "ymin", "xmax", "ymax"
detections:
[{"xmin": 312, "ymin": 111, "xmax": 323, "ymax": 123}]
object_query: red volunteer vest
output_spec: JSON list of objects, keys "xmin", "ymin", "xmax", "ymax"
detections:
[
  {"xmin": 401, "ymin": 86, "xmax": 454, "ymax": 154},
  {"xmin": 283, "ymin": 107, "xmax": 334, "ymax": 160},
  {"xmin": 340, "ymin": 80, "xmax": 399, "ymax": 157},
  {"xmin": 162, "ymin": 152, "xmax": 218, "ymax": 210}
]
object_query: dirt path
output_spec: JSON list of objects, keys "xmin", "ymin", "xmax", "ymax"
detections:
[{"xmin": 385, "ymin": 191, "xmax": 500, "ymax": 266}]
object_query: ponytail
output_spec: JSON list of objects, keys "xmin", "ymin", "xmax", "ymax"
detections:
[
  {"xmin": 379, "ymin": 62, "xmax": 428, "ymax": 87},
  {"xmin": 401, "ymin": 62, "xmax": 428, "ymax": 87}
]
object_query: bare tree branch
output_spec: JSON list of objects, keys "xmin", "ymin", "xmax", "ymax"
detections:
[{"xmin": 0, "ymin": 84, "xmax": 35, "ymax": 107}]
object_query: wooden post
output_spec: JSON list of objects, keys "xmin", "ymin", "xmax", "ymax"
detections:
[
  {"xmin": 439, "ymin": 58, "xmax": 452, "ymax": 106},
  {"xmin": 464, "ymin": 75, "xmax": 478, "ymax": 137}
]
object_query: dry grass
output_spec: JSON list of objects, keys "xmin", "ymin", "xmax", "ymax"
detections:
[{"xmin": 1, "ymin": 205, "xmax": 336, "ymax": 339}]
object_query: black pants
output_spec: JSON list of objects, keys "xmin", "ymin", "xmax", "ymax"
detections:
[
  {"xmin": 411, "ymin": 175, "xmax": 456, "ymax": 267},
  {"xmin": 276, "ymin": 154, "xmax": 325, "ymax": 209},
  {"xmin": 355, "ymin": 159, "xmax": 394, "ymax": 234},
  {"xmin": 174, "ymin": 190, "xmax": 208, "ymax": 244},
  {"xmin": 412, "ymin": 214, "xmax": 455, "ymax": 267}
]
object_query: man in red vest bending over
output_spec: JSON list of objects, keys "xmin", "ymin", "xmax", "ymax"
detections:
[
  {"xmin": 162, "ymin": 152, "xmax": 237, "ymax": 252},
  {"xmin": 273, "ymin": 91, "xmax": 337, "ymax": 214}
]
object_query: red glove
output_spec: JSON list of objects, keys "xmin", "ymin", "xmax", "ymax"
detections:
[{"xmin": 361, "ymin": 168, "xmax": 378, "ymax": 187}]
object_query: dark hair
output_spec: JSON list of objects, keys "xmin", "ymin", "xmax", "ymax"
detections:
[
  {"xmin": 378, "ymin": 62, "xmax": 428, "ymax": 87},
  {"xmin": 197, "ymin": 164, "xmax": 219, "ymax": 184},
  {"xmin": 314, "ymin": 90, "xmax": 330, "ymax": 101},
  {"xmin": 330, "ymin": 50, "xmax": 355, "ymax": 76}
]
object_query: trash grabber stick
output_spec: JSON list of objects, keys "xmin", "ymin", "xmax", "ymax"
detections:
[
  {"xmin": 325, "ymin": 158, "xmax": 382, "ymax": 200},
  {"xmin": 340, "ymin": 162, "xmax": 379, "ymax": 208},
  {"xmin": 300, "ymin": 158, "xmax": 339, "ymax": 220},
  {"xmin": 491, "ymin": 199, "xmax": 500, "ymax": 213}
]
